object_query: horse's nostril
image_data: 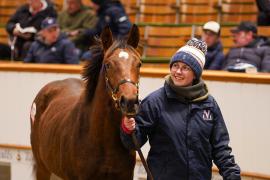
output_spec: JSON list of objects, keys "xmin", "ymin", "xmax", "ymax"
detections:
[{"xmin": 120, "ymin": 96, "xmax": 139, "ymax": 114}]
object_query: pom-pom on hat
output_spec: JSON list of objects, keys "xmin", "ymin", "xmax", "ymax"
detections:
[{"xmin": 170, "ymin": 38, "xmax": 207, "ymax": 79}]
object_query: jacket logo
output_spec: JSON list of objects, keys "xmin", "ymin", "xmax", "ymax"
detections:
[{"xmin": 202, "ymin": 110, "xmax": 213, "ymax": 121}]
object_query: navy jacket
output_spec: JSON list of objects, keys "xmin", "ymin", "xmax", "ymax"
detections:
[
  {"xmin": 121, "ymin": 82, "xmax": 241, "ymax": 180},
  {"xmin": 204, "ymin": 41, "xmax": 224, "ymax": 70},
  {"xmin": 84, "ymin": 1, "xmax": 131, "ymax": 40},
  {"xmin": 24, "ymin": 33, "xmax": 79, "ymax": 64}
]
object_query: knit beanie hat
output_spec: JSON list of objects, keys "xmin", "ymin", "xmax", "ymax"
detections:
[{"xmin": 170, "ymin": 38, "xmax": 207, "ymax": 79}]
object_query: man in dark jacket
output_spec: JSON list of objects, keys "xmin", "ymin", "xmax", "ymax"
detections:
[
  {"xmin": 82, "ymin": 0, "xmax": 131, "ymax": 44},
  {"xmin": 6, "ymin": 0, "xmax": 57, "ymax": 60},
  {"xmin": 201, "ymin": 21, "xmax": 225, "ymax": 70},
  {"xmin": 223, "ymin": 21, "xmax": 270, "ymax": 72},
  {"xmin": 24, "ymin": 17, "xmax": 79, "ymax": 64},
  {"xmin": 80, "ymin": 0, "xmax": 132, "ymax": 60}
]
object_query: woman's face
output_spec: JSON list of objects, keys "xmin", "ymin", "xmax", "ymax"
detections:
[{"xmin": 170, "ymin": 61, "xmax": 195, "ymax": 87}]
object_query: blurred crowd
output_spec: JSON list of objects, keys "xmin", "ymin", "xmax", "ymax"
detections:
[
  {"xmin": 0, "ymin": 0, "xmax": 270, "ymax": 73},
  {"xmin": 0, "ymin": 0, "xmax": 132, "ymax": 64}
]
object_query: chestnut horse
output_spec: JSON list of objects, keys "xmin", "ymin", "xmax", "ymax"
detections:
[{"xmin": 30, "ymin": 25, "xmax": 141, "ymax": 180}]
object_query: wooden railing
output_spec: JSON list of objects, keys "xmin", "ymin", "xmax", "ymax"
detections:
[{"xmin": 1, "ymin": 61, "xmax": 270, "ymax": 84}]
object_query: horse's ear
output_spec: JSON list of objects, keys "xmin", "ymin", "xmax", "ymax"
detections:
[
  {"xmin": 101, "ymin": 26, "xmax": 113, "ymax": 51},
  {"xmin": 127, "ymin": 24, "xmax": 140, "ymax": 49}
]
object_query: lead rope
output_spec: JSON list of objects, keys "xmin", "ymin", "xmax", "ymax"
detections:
[
  {"xmin": 131, "ymin": 131, "xmax": 154, "ymax": 180},
  {"xmin": 105, "ymin": 69, "xmax": 153, "ymax": 179}
]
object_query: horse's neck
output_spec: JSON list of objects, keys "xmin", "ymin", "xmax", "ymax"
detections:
[{"xmin": 84, "ymin": 74, "xmax": 122, "ymax": 147}]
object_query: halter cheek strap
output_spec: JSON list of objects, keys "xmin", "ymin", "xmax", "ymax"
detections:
[{"xmin": 104, "ymin": 67, "xmax": 139, "ymax": 109}]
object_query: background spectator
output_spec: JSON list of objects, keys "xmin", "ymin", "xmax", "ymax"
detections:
[
  {"xmin": 81, "ymin": 0, "xmax": 132, "ymax": 48},
  {"xmin": 222, "ymin": 21, "xmax": 270, "ymax": 72},
  {"xmin": 6, "ymin": 0, "xmax": 57, "ymax": 60},
  {"xmin": 201, "ymin": 21, "xmax": 224, "ymax": 70},
  {"xmin": 256, "ymin": 0, "xmax": 270, "ymax": 26},
  {"xmin": 24, "ymin": 17, "xmax": 79, "ymax": 64},
  {"xmin": 80, "ymin": 0, "xmax": 132, "ymax": 60},
  {"xmin": 57, "ymin": 0, "xmax": 97, "ymax": 53}
]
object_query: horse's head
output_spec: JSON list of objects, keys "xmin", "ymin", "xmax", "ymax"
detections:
[{"xmin": 101, "ymin": 25, "xmax": 141, "ymax": 117}]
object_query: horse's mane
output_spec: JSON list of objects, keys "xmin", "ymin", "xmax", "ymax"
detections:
[{"xmin": 82, "ymin": 38, "xmax": 136, "ymax": 102}]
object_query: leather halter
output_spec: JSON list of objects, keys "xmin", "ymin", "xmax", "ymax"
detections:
[
  {"xmin": 104, "ymin": 65, "xmax": 154, "ymax": 180},
  {"xmin": 104, "ymin": 65, "xmax": 139, "ymax": 110}
]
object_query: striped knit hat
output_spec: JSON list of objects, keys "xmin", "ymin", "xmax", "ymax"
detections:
[{"xmin": 170, "ymin": 38, "xmax": 207, "ymax": 79}]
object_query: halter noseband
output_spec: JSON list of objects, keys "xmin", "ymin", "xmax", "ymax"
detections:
[{"xmin": 104, "ymin": 67, "xmax": 139, "ymax": 109}]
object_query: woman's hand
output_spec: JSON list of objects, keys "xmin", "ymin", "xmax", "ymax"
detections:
[{"xmin": 122, "ymin": 116, "xmax": 136, "ymax": 134}]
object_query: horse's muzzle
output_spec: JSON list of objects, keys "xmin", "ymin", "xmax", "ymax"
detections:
[{"xmin": 119, "ymin": 95, "xmax": 139, "ymax": 117}]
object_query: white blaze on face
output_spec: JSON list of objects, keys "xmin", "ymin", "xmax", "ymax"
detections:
[
  {"xmin": 118, "ymin": 50, "xmax": 129, "ymax": 60},
  {"xmin": 30, "ymin": 102, "xmax": 36, "ymax": 124}
]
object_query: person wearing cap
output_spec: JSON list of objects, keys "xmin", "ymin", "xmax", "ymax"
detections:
[
  {"xmin": 57, "ymin": 0, "xmax": 97, "ymax": 53},
  {"xmin": 201, "ymin": 21, "xmax": 225, "ymax": 70},
  {"xmin": 24, "ymin": 17, "xmax": 79, "ymax": 64},
  {"xmin": 222, "ymin": 21, "xmax": 270, "ymax": 72},
  {"xmin": 81, "ymin": 0, "xmax": 131, "ymax": 47},
  {"xmin": 79, "ymin": 0, "xmax": 132, "ymax": 61},
  {"xmin": 120, "ymin": 38, "xmax": 241, "ymax": 180},
  {"xmin": 6, "ymin": 0, "xmax": 57, "ymax": 60}
]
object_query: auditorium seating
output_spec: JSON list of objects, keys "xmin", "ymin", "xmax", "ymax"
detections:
[
  {"xmin": 258, "ymin": 26, "xmax": 270, "ymax": 37},
  {"xmin": 140, "ymin": 25, "xmax": 195, "ymax": 60},
  {"xmin": 0, "ymin": 0, "xmax": 22, "ymax": 24},
  {"xmin": 1, "ymin": 0, "xmax": 269, "ymax": 63},
  {"xmin": 138, "ymin": 4, "xmax": 177, "ymax": 24},
  {"xmin": 220, "ymin": 0, "xmax": 258, "ymax": 23},
  {"xmin": 0, "ymin": 27, "xmax": 9, "ymax": 44},
  {"xmin": 178, "ymin": 5, "xmax": 218, "ymax": 23},
  {"xmin": 140, "ymin": 24, "xmax": 258, "ymax": 61},
  {"xmin": 122, "ymin": 0, "xmax": 258, "ymax": 24}
]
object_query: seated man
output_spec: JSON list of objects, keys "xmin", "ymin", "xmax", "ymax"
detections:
[
  {"xmin": 222, "ymin": 21, "xmax": 270, "ymax": 72},
  {"xmin": 24, "ymin": 17, "xmax": 79, "ymax": 64},
  {"xmin": 201, "ymin": 21, "xmax": 224, "ymax": 70},
  {"xmin": 57, "ymin": 0, "xmax": 97, "ymax": 52},
  {"xmin": 6, "ymin": 0, "xmax": 57, "ymax": 60}
]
